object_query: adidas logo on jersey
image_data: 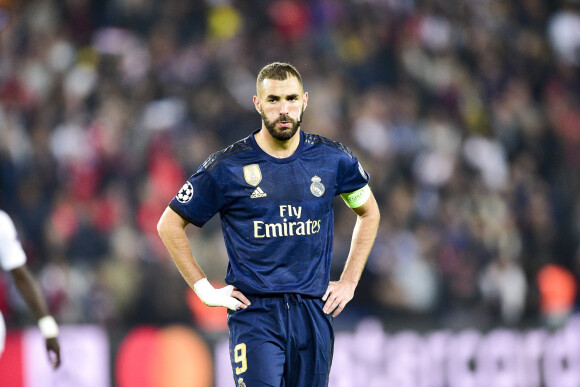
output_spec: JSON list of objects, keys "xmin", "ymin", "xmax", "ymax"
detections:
[{"xmin": 250, "ymin": 187, "xmax": 267, "ymax": 198}]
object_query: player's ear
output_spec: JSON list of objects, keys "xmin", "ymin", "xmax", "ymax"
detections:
[
  {"xmin": 253, "ymin": 96, "xmax": 261, "ymax": 113},
  {"xmin": 303, "ymin": 91, "xmax": 308, "ymax": 110}
]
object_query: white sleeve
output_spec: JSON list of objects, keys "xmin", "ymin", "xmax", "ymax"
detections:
[{"xmin": 0, "ymin": 211, "xmax": 27, "ymax": 271}]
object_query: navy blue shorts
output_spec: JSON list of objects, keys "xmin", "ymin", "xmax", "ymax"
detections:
[{"xmin": 227, "ymin": 294, "xmax": 334, "ymax": 387}]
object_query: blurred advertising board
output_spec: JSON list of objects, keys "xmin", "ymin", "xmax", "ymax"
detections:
[
  {"xmin": 0, "ymin": 325, "xmax": 109, "ymax": 387},
  {"xmin": 3, "ymin": 317, "xmax": 580, "ymax": 387},
  {"xmin": 215, "ymin": 315, "xmax": 580, "ymax": 387}
]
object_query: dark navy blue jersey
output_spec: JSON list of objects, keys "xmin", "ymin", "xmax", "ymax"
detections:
[{"xmin": 169, "ymin": 129, "xmax": 369, "ymax": 297}]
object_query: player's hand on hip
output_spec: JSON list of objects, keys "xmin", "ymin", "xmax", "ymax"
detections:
[
  {"xmin": 322, "ymin": 280, "xmax": 356, "ymax": 317},
  {"xmin": 193, "ymin": 278, "xmax": 251, "ymax": 310}
]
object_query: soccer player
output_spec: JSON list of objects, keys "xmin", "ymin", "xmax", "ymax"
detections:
[
  {"xmin": 158, "ymin": 62, "xmax": 380, "ymax": 386},
  {"xmin": 0, "ymin": 210, "xmax": 61, "ymax": 369}
]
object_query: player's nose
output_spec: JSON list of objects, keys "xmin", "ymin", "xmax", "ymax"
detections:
[{"xmin": 279, "ymin": 101, "xmax": 289, "ymax": 114}]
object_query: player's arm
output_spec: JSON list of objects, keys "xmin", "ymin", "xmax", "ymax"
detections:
[
  {"xmin": 157, "ymin": 207, "xmax": 250, "ymax": 310},
  {"xmin": 10, "ymin": 265, "xmax": 61, "ymax": 369},
  {"xmin": 323, "ymin": 186, "xmax": 380, "ymax": 317}
]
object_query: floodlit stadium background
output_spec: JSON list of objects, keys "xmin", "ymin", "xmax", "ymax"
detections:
[{"xmin": 1, "ymin": 0, "xmax": 580, "ymax": 386}]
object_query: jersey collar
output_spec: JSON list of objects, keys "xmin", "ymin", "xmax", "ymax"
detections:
[{"xmin": 250, "ymin": 128, "xmax": 304, "ymax": 164}]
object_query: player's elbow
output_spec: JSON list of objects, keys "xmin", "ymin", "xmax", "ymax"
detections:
[
  {"xmin": 156, "ymin": 218, "xmax": 163, "ymax": 237},
  {"xmin": 359, "ymin": 195, "xmax": 380, "ymax": 222},
  {"xmin": 372, "ymin": 204, "xmax": 380, "ymax": 223},
  {"xmin": 157, "ymin": 211, "xmax": 171, "ymax": 240},
  {"xmin": 362, "ymin": 199, "xmax": 380, "ymax": 232},
  {"xmin": 366, "ymin": 207, "xmax": 380, "ymax": 228},
  {"xmin": 157, "ymin": 207, "xmax": 186, "ymax": 241}
]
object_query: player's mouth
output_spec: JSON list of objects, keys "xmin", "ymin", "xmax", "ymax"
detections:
[{"xmin": 278, "ymin": 122, "xmax": 292, "ymax": 128}]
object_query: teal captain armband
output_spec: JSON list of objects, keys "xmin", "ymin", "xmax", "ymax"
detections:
[{"xmin": 340, "ymin": 185, "xmax": 371, "ymax": 209}]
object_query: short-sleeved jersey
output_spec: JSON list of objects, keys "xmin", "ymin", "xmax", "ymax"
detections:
[
  {"xmin": 0, "ymin": 210, "xmax": 27, "ymax": 271},
  {"xmin": 169, "ymin": 129, "xmax": 369, "ymax": 297}
]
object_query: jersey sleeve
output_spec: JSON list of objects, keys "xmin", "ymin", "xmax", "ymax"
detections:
[
  {"xmin": 168, "ymin": 167, "xmax": 226, "ymax": 227},
  {"xmin": 337, "ymin": 154, "xmax": 370, "ymax": 195},
  {"xmin": 0, "ymin": 212, "xmax": 27, "ymax": 271}
]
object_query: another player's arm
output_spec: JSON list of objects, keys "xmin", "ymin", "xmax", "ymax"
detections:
[
  {"xmin": 11, "ymin": 265, "xmax": 61, "ymax": 369},
  {"xmin": 157, "ymin": 207, "xmax": 250, "ymax": 310},
  {"xmin": 323, "ymin": 186, "xmax": 380, "ymax": 317}
]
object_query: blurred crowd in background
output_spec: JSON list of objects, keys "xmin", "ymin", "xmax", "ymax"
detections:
[{"xmin": 1, "ymin": 0, "xmax": 580, "ymax": 335}]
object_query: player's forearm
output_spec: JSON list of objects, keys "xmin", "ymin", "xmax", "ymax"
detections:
[
  {"xmin": 11, "ymin": 266, "xmax": 50, "ymax": 319},
  {"xmin": 164, "ymin": 232, "xmax": 205, "ymax": 289},
  {"xmin": 340, "ymin": 196, "xmax": 380, "ymax": 285},
  {"xmin": 157, "ymin": 207, "xmax": 248, "ymax": 311},
  {"xmin": 157, "ymin": 208, "xmax": 206, "ymax": 289}
]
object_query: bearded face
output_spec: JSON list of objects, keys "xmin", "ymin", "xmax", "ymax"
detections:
[
  {"xmin": 260, "ymin": 107, "xmax": 304, "ymax": 141},
  {"xmin": 254, "ymin": 76, "xmax": 308, "ymax": 142}
]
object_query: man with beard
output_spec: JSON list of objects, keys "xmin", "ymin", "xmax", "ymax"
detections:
[{"xmin": 157, "ymin": 62, "xmax": 380, "ymax": 386}]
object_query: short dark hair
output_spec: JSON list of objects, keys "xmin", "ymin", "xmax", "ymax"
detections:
[{"xmin": 256, "ymin": 62, "xmax": 303, "ymax": 93}]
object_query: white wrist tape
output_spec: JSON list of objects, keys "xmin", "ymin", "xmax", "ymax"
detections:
[
  {"xmin": 38, "ymin": 316, "xmax": 59, "ymax": 339},
  {"xmin": 193, "ymin": 278, "xmax": 242, "ymax": 311}
]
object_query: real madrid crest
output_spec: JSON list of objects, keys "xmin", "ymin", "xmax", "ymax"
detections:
[
  {"xmin": 310, "ymin": 176, "xmax": 325, "ymax": 197},
  {"xmin": 243, "ymin": 164, "xmax": 262, "ymax": 187}
]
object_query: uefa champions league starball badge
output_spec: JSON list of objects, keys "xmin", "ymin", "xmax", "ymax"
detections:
[
  {"xmin": 176, "ymin": 182, "xmax": 194, "ymax": 203},
  {"xmin": 310, "ymin": 176, "xmax": 325, "ymax": 197}
]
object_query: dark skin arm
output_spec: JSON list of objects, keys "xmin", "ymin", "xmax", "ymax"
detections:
[{"xmin": 10, "ymin": 265, "xmax": 61, "ymax": 369}]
